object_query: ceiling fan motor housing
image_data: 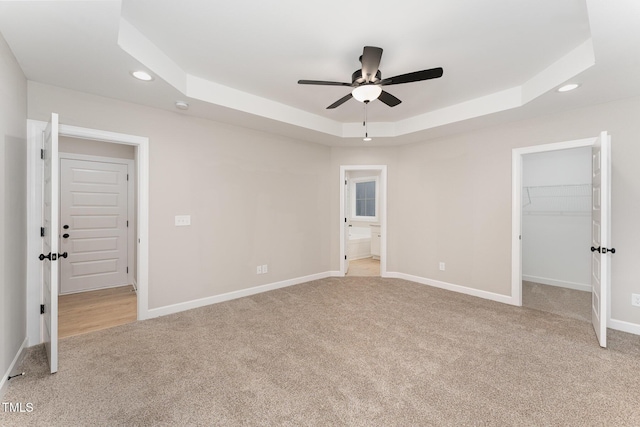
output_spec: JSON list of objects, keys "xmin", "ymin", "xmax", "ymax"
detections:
[{"xmin": 352, "ymin": 69, "xmax": 381, "ymax": 85}]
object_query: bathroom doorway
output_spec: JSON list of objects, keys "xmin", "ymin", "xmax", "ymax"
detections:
[{"xmin": 340, "ymin": 165, "xmax": 387, "ymax": 277}]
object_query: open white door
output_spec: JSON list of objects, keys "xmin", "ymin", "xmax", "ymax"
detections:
[
  {"xmin": 42, "ymin": 113, "xmax": 60, "ymax": 373},
  {"xmin": 344, "ymin": 179, "xmax": 350, "ymax": 275},
  {"xmin": 591, "ymin": 131, "xmax": 612, "ymax": 348}
]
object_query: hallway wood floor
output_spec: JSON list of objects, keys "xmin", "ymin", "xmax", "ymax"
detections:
[
  {"xmin": 347, "ymin": 257, "xmax": 380, "ymax": 277},
  {"xmin": 59, "ymin": 285, "xmax": 137, "ymax": 338}
]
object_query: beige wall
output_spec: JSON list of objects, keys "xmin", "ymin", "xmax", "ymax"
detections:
[
  {"xmin": 28, "ymin": 81, "xmax": 640, "ymax": 330},
  {"xmin": 330, "ymin": 96, "xmax": 640, "ymax": 327},
  {"xmin": 28, "ymin": 82, "xmax": 332, "ymax": 309},
  {"xmin": 0, "ymin": 32, "xmax": 27, "ymax": 392},
  {"xmin": 330, "ymin": 147, "xmax": 400, "ymax": 271}
]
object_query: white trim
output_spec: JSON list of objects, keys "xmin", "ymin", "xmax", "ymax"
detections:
[
  {"xmin": 59, "ymin": 124, "xmax": 146, "ymax": 146},
  {"xmin": 386, "ymin": 272, "xmax": 516, "ymax": 305},
  {"xmin": 26, "ymin": 121, "xmax": 45, "ymax": 346},
  {"xmin": 57, "ymin": 283, "xmax": 132, "ymax": 296},
  {"xmin": 609, "ymin": 318, "xmax": 640, "ymax": 336},
  {"xmin": 0, "ymin": 337, "xmax": 28, "ymax": 400},
  {"xmin": 511, "ymin": 137, "xmax": 596, "ymax": 307},
  {"xmin": 522, "ymin": 275, "xmax": 591, "ymax": 292},
  {"xmin": 340, "ymin": 165, "xmax": 387, "ymax": 277},
  {"xmin": 349, "ymin": 255, "xmax": 374, "ymax": 261},
  {"xmin": 26, "ymin": 120, "xmax": 150, "ymax": 348},
  {"xmin": 58, "ymin": 152, "xmax": 135, "ymax": 288},
  {"xmin": 147, "ymin": 272, "xmax": 334, "ymax": 318}
]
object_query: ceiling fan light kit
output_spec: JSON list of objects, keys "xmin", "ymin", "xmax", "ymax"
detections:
[
  {"xmin": 352, "ymin": 85, "xmax": 382, "ymax": 102},
  {"xmin": 298, "ymin": 46, "xmax": 443, "ymax": 110}
]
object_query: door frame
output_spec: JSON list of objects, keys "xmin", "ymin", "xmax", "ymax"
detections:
[
  {"xmin": 59, "ymin": 153, "xmax": 135, "ymax": 292},
  {"xmin": 26, "ymin": 120, "xmax": 150, "ymax": 346},
  {"xmin": 339, "ymin": 165, "xmax": 388, "ymax": 276},
  {"xmin": 511, "ymin": 136, "xmax": 603, "ymax": 309}
]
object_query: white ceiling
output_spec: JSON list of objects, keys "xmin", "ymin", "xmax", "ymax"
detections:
[{"xmin": 1, "ymin": 0, "xmax": 639, "ymax": 146}]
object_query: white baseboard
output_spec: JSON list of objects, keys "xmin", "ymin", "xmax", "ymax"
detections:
[
  {"xmin": 523, "ymin": 275, "xmax": 590, "ymax": 292},
  {"xmin": 59, "ymin": 282, "xmax": 130, "ymax": 296},
  {"xmin": 386, "ymin": 272, "xmax": 516, "ymax": 305},
  {"xmin": 609, "ymin": 318, "xmax": 640, "ymax": 336},
  {"xmin": 147, "ymin": 271, "xmax": 335, "ymax": 319},
  {"xmin": 0, "ymin": 337, "xmax": 28, "ymax": 400},
  {"xmin": 329, "ymin": 271, "xmax": 343, "ymax": 277}
]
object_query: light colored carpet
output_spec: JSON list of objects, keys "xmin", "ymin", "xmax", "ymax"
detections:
[
  {"xmin": 3, "ymin": 277, "xmax": 640, "ymax": 426},
  {"xmin": 523, "ymin": 281, "xmax": 591, "ymax": 322}
]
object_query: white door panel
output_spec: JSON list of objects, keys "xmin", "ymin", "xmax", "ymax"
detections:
[
  {"xmin": 344, "ymin": 180, "xmax": 350, "ymax": 275},
  {"xmin": 60, "ymin": 159, "xmax": 128, "ymax": 294},
  {"xmin": 591, "ymin": 131, "xmax": 611, "ymax": 348},
  {"xmin": 43, "ymin": 113, "xmax": 59, "ymax": 374}
]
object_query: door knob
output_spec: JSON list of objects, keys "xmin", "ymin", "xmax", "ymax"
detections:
[
  {"xmin": 63, "ymin": 225, "xmax": 69, "ymax": 229},
  {"xmin": 63, "ymin": 233, "xmax": 69, "ymax": 238},
  {"xmin": 591, "ymin": 246, "xmax": 601, "ymax": 253}
]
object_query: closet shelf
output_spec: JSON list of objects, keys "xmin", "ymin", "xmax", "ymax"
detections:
[{"xmin": 522, "ymin": 184, "xmax": 591, "ymax": 215}]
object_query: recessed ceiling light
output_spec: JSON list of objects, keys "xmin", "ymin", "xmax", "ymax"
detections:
[
  {"xmin": 131, "ymin": 70, "xmax": 154, "ymax": 81},
  {"xmin": 557, "ymin": 83, "xmax": 580, "ymax": 93}
]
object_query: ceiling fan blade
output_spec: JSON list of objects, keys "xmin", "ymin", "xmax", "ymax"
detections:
[
  {"xmin": 378, "ymin": 90, "xmax": 402, "ymax": 107},
  {"xmin": 378, "ymin": 67, "xmax": 443, "ymax": 86},
  {"xmin": 327, "ymin": 93, "xmax": 353, "ymax": 109},
  {"xmin": 298, "ymin": 80, "xmax": 352, "ymax": 87},
  {"xmin": 361, "ymin": 46, "xmax": 383, "ymax": 83}
]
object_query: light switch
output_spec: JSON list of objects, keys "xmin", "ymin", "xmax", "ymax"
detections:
[{"xmin": 175, "ymin": 215, "xmax": 191, "ymax": 226}]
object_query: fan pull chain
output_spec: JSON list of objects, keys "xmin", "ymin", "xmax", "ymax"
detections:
[{"xmin": 363, "ymin": 101, "xmax": 371, "ymax": 141}]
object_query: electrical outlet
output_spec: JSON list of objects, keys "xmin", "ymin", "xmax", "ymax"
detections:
[
  {"xmin": 632, "ymin": 293, "xmax": 640, "ymax": 307},
  {"xmin": 439, "ymin": 262, "xmax": 445, "ymax": 271},
  {"xmin": 262, "ymin": 264, "xmax": 268, "ymax": 273},
  {"xmin": 175, "ymin": 215, "xmax": 191, "ymax": 226},
  {"xmin": 256, "ymin": 265, "xmax": 262, "ymax": 274}
]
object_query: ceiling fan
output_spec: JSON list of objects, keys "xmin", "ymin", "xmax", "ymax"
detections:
[{"xmin": 298, "ymin": 46, "xmax": 443, "ymax": 109}]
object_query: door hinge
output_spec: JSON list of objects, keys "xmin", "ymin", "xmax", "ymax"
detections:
[
  {"xmin": 40, "ymin": 149, "xmax": 44, "ymax": 160},
  {"xmin": 345, "ymin": 255, "xmax": 347, "ymax": 260},
  {"xmin": 126, "ymin": 266, "xmax": 129, "ymax": 274},
  {"xmin": 40, "ymin": 304, "xmax": 45, "ymax": 314},
  {"xmin": 40, "ymin": 227, "xmax": 45, "ymax": 237},
  {"xmin": 345, "ymin": 180, "xmax": 347, "ymax": 185},
  {"xmin": 127, "ymin": 173, "xmax": 129, "ymax": 181},
  {"xmin": 127, "ymin": 220, "xmax": 129, "ymax": 227},
  {"xmin": 344, "ymin": 218, "xmax": 347, "ymax": 223}
]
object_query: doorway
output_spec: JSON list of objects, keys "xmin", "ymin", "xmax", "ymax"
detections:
[
  {"xmin": 520, "ymin": 147, "xmax": 592, "ymax": 322},
  {"xmin": 26, "ymin": 119, "xmax": 150, "ymax": 351},
  {"xmin": 511, "ymin": 132, "xmax": 612, "ymax": 348},
  {"xmin": 340, "ymin": 165, "xmax": 387, "ymax": 277},
  {"xmin": 57, "ymin": 140, "xmax": 137, "ymax": 336}
]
